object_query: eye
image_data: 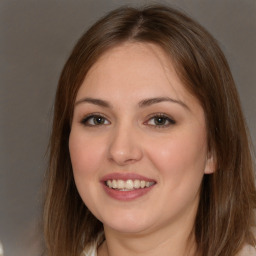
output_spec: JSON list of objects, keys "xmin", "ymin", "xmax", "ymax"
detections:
[
  {"xmin": 81, "ymin": 114, "xmax": 110, "ymax": 126},
  {"xmin": 146, "ymin": 114, "xmax": 176, "ymax": 128}
]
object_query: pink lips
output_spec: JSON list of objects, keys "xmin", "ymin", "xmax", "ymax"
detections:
[{"xmin": 101, "ymin": 172, "xmax": 156, "ymax": 201}]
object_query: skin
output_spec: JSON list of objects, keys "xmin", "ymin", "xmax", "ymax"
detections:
[{"xmin": 69, "ymin": 42, "xmax": 215, "ymax": 256}]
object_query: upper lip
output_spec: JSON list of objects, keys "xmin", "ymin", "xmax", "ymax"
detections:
[{"xmin": 100, "ymin": 172, "xmax": 156, "ymax": 183}]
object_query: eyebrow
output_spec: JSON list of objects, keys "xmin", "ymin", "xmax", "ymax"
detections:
[
  {"xmin": 75, "ymin": 97, "xmax": 111, "ymax": 108},
  {"xmin": 75, "ymin": 96, "xmax": 189, "ymax": 110},
  {"xmin": 138, "ymin": 97, "xmax": 189, "ymax": 110}
]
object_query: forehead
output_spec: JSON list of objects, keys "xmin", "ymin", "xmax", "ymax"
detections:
[{"xmin": 77, "ymin": 42, "xmax": 197, "ymax": 107}]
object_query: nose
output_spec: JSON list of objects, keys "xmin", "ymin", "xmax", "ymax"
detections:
[{"xmin": 108, "ymin": 124, "xmax": 143, "ymax": 166}]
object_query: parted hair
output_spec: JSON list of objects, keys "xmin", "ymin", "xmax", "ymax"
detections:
[{"xmin": 43, "ymin": 5, "xmax": 256, "ymax": 256}]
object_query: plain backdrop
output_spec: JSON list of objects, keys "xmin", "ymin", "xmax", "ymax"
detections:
[{"xmin": 0, "ymin": 0, "xmax": 255, "ymax": 255}]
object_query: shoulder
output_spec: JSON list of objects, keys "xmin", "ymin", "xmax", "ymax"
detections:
[
  {"xmin": 82, "ymin": 232, "xmax": 104, "ymax": 256},
  {"xmin": 0, "ymin": 241, "xmax": 3, "ymax": 256},
  {"xmin": 81, "ymin": 243, "xmax": 97, "ymax": 256},
  {"xmin": 237, "ymin": 244, "xmax": 256, "ymax": 256},
  {"xmin": 237, "ymin": 227, "xmax": 256, "ymax": 256}
]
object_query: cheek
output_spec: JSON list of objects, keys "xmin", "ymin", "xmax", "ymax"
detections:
[
  {"xmin": 147, "ymin": 129, "xmax": 207, "ymax": 188},
  {"xmin": 69, "ymin": 130, "xmax": 105, "ymax": 180},
  {"xmin": 68, "ymin": 130, "xmax": 107, "ymax": 214}
]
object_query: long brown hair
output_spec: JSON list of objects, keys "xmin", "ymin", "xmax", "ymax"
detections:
[{"xmin": 43, "ymin": 5, "xmax": 256, "ymax": 256}]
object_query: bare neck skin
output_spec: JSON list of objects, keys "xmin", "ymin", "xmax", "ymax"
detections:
[{"xmin": 98, "ymin": 201, "xmax": 198, "ymax": 256}]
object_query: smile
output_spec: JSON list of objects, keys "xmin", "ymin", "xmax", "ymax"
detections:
[
  {"xmin": 105, "ymin": 179, "xmax": 155, "ymax": 191},
  {"xmin": 101, "ymin": 173, "xmax": 156, "ymax": 200}
]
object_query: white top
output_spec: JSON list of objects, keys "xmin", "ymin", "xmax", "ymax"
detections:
[
  {"xmin": 237, "ymin": 244, "xmax": 256, "ymax": 256},
  {"xmin": 0, "ymin": 241, "xmax": 4, "ymax": 256},
  {"xmin": 82, "ymin": 242, "xmax": 256, "ymax": 256},
  {"xmin": 82, "ymin": 242, "xmax": 97, "ymax": 256},
  {"xmin": 82, "ymin": 247, "xmax": 97, "ymax": 256}
]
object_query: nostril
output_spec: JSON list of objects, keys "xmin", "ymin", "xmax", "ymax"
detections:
[
  {"xmin": 107, "ymin": 127, "xmax": 143, "ymax": 165},
  {"xmin": 108, "ymin": 141, "xmax": 143, "ymax": 165}
]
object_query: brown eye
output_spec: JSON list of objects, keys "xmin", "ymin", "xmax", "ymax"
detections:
[
  {"xmin": 147, "ymin": 114, "xmax": 175, "ymax": 127},
  {"xmin": 93, "ymin": 116, "xmax": 105, "ymax": 125},
  {"xmin": 154, "ymin": 117, "xmax": 169, "ymax": 125},
  {"xmin": 81, "ymin": 115, "xmax": 110, "ymax": 126}
]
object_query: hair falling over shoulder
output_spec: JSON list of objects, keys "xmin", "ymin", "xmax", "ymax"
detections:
[{"xmin": 43, "ymin": 4, "xmax": 256, "ymax": 256}]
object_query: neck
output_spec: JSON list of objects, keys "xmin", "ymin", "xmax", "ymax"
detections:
[
  {"xmin": 98, "ymin": 192, "xmax": 200, "ymax": 256},
  {"xmin": 98, "ymin": 219, "xmax": 198, "ymax": 256}
]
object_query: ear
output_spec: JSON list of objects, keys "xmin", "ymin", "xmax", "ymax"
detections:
[{"xmin": 204, "ymin": 151, "xmax": 217, "ymax": 174}]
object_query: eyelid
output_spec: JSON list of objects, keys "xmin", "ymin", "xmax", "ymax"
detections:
[
  {"xmin": 80, "ymin": 112, "xmax": 111, "ymax": 126},
  {"xmin": 79, "ymin": 112, "xmax": 175, "ymax": 128},
  {"xmin": 144, "ymin": 113, "xmax": 176, "ymax": 128}
]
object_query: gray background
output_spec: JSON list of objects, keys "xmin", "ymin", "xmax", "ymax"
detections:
[{"xmin": 0, "ymin": 0, "xmax": 255, "ymax": 255}]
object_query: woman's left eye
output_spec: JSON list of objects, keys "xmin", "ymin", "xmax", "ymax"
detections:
[
  {"xmin": 81, "ymin": 115, "xmax": 110, "ymax": 126},
  {"xmin": 146, "ymin": 114, "xmax": 176, "ymax": 127}
]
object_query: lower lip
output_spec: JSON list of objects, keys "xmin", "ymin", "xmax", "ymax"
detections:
[{"xmin": 102, "ymin": 184, "xmax": 155, "ymax": 201}]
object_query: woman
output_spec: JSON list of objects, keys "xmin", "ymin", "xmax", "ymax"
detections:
[{"xmin": 43, "ymin": 5, "xmax": 256, "ymax": 256}]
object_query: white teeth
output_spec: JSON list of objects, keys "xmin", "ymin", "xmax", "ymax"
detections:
[
  {"xmin": 125, "ymin": 179, "xmax": 133, "ymax": 190},
  {"xmin": 112, "ymin": 180, "xmax": 117, "ymax": 189},
  {"xmin": 134, "ymin": 179, "xmax": 141, "ymax": 189},
  {"xmin": 107, "ymin": 180, "xmax": 112, "ymax": 187},
  {"xmin": 105, "ymin": 179, "xmax": 155, "ymax": 190},
  {"xmin": 117, "ymin": 180, "xmax": 125, "ymax": 189},
  {"xmin": 141, "ymin": 180, "xmax": 146, "ymax": 188}
]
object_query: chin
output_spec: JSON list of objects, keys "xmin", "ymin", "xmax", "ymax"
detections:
[
  {"xmin": 100, "ymin": 212, "xmax": 152, "ymax": 234},
  {"xmin": 106, "ymin": 222, "xmax": 150, "ymax": 234}
]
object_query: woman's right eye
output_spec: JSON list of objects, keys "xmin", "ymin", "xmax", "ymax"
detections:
[{"xmin": 81, "ymin": 115, "xmax": 110, "ymax": 126}]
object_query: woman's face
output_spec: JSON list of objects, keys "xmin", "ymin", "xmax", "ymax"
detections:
[{"xmin": 69, "ymin": 43, "xmax": 214, "ymax": 235}]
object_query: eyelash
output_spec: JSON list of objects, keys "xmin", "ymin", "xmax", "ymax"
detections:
[
  {"xmin": 80, "ymin": 113, "xmax": 176, "ymax": 128},
  {"xmin": 80, "ymin": 113, "xmax": 110, "ymax": 126},
  {"xmin": 145, "ymin": 113, "xmax": 176, "ymax": 128}
]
